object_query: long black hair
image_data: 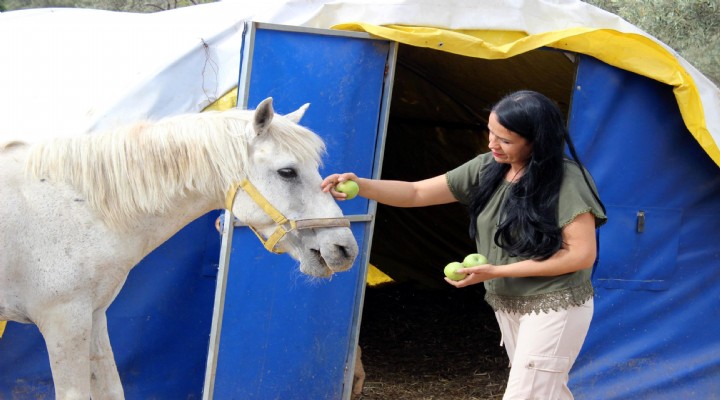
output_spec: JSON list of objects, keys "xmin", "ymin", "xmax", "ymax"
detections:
[{"xmin": 468, "ymin": 90, "xmax": 603, "ymax": 260}]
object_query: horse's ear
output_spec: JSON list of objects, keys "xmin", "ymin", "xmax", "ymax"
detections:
[
  {"xmin": 253, "ymin": 97, "xmax": 274, "ymax": 136},
  {"xmin": 284, "ymin": 103, "xmax": 310, "ymax": 124}
]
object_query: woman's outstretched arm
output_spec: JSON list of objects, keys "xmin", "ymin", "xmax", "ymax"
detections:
[{"xmin": 321, "ymin": 173, "xmax": 456, "ymax": 207}]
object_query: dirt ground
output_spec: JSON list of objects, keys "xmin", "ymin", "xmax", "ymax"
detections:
[{"xmin": 357, "ymin": 283, "xmax": 510, "ymax": 400}]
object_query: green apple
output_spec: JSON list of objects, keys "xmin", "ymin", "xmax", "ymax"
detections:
[
  {"xmin": 462, "ymin": 253, "xmax": 488, "ymax": 267},
  {"xmin": 443, "ymin": 261, "xmax": 466, "ymax": 281},
  {"xmin": 335, "ymin": 180, "xmax": 359, "ymax": 200}
]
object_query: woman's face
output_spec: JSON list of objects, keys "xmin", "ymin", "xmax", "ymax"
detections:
[{"xmin": 487, "ymin": 112, "xmax": 533, "ymax": 168}]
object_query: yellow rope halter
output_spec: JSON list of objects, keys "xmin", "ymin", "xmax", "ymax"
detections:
[{"xmin": 225, "ymin": 179, "xmax": 350, "ymax": 254}]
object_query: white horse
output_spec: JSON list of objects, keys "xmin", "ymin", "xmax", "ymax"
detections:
[{"xmin": 0, "ymin": 98, "xmax": 358, "ymax": 399}]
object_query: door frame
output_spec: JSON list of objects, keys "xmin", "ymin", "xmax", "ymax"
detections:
[{"xmin": 202, "ymin": 22, "xmax": 397, "ymax": 399}]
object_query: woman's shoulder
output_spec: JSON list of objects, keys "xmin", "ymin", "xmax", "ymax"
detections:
[
  {"xmin": 450, "ymin": 152, "xmax": 494, "ymax": 174},
  {"xmin": 445, "ymin": 152, "xmax": 495, "ymax": 203},
  {"xmin": 562, "ymin": 158, "xmax": 581, "ymax": 172},
  {"xmin": 472, "ymin": 152, "xmax": 496, "ymax": 170},
  {"xmin": 562, "ymin": 158, "xmax": 592, "ymax": 183},
  {"xmin": 466, "ymin": 151, "xmax": 495, "ymax": 165},
  {"xmin": 559, "ymin": 159, "xmax": 606, "ymax": 227}
]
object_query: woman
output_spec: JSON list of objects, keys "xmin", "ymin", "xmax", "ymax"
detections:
[{"xmin": 321, "ymin": 90, "xmax": 607, "ymax": 399}]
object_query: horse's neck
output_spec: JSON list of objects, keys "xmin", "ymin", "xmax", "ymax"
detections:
[
  {"xmin": 30, "ymin": 118, "xmax": 242, "ymax": 231},
  {"xmin": 128, "ymin": 193, "xmax": 219, "ymax": 256}
]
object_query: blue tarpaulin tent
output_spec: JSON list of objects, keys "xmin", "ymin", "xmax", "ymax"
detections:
[{"xmin": 1, "ymin": 1, "xmax": 719, "ymax": 399}]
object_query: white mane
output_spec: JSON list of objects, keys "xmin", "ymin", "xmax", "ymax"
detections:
[{"xmin": 26, "ymin": 108, "xmax": 326, "ymax": 230}]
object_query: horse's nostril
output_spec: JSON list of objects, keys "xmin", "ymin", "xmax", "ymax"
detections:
[{"xmin": 337, "ymin": 245, "xmax": 352, "ymax": 259}]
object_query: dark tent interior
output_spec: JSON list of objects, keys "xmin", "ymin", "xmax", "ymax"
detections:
[
  {"xmin": 370, "ymin": 43, "xmax": 576, "ymax": 288},
  {"xmin": 358, "ymin": 43, "xmax": 579, "ymax": 397}
]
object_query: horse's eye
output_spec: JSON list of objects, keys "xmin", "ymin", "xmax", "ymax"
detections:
[{"xmin": 277, "ymin": 168, "xmax": 297, "ymax": 179}]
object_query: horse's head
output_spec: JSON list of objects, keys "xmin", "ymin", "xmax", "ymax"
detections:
[{"xmin": 227, "ymin": 98, "xmax": 358, "ymax": 277}]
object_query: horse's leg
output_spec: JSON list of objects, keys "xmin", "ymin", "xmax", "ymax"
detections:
[
  {"xmin": 90, "ymin": 310, "xmax": 124, "ymax": 400},
  {"xmin": 37, "ymin": 303, "xmax": 93, "ymax": 400}
]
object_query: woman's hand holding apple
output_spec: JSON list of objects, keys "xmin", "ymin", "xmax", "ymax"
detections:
[
  {"xmin": 322, "ymin": 173, "xmax": 360, "ymax": 200},
  {"xmin": 336, "ymin": 180, "xmax": 360, "ymax": 199},
  {"xmin": 444, "ymin": 263, "xmax": 496, "ymax": 287},
  {"xmin": 444, "ymin": 253, "xmax": 494, "ymax": 288}
]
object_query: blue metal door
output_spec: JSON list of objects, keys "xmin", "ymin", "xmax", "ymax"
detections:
[{"xmin": 204, "ymin": 23, "xmax": 396, "ymax": 399}]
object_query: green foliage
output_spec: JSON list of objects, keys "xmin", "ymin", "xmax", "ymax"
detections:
[
  {"xmin": 584, "ymin": 0, "xmax": 720, "ymax": 86},
  {"xmin": 4, "ymin": 0, "xmax": 215, "ymax": 12}
]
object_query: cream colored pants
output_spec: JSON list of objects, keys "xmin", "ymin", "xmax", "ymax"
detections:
[{"xmin": 495, "ymin": 298, "xmax": 593, "ymax": 400}]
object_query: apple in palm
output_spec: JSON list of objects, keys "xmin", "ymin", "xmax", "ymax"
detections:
[
  {"xmin": 444, "ymin": 261, "xmax": 466, "ymax": 281},
  {"xmin": 462, "ymin": 253, "xmax": 488, "ymax": 267},
  {"xmin": 335, "ymin": 180, "xmax": 359, "ymax": 200}
]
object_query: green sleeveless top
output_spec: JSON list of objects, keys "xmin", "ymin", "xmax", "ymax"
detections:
[{"xmin": 446, "ymin": 152, "xmax": 607, "ymax": 315}]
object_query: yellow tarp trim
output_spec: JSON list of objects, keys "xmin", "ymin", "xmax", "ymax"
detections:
[
  {"xmin": 333, "ymin": 23, "xmax": 719, "ymax": 168},
  {"xmin": 202, "ymin": 88, "xmax": 238, "ymax": 112},
  {"xmin": 0, "ymin": 321, "xmax": 6, "ymax": 338},
  {"xmin": 367, "ymin": 263, "xmax": 394, "ymax": 286}
]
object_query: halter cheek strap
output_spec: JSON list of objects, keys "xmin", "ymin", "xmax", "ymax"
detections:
[{"xmin": 224, "ymin": 179, "xmax": 350, "ymax": 254}]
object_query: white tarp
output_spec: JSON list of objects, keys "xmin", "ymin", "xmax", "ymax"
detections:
[{"xmin": 1, "ymin": 0, "xmax": 719, "ymax": 163}]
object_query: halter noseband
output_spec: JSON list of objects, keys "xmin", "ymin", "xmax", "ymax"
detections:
[{"xmin": 224, "ymin": 179, "xmax": 351, "ymax": 254}]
